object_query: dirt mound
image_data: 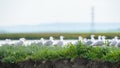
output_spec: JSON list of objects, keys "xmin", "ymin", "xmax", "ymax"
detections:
[{"xmin": 0, "ymin": 58, "xmax": 120, "ymax": 68}]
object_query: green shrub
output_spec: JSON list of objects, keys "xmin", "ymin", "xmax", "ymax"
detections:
[{"xmin": 0, "ymin": 44, "xmax": 120, "ymax": 63}]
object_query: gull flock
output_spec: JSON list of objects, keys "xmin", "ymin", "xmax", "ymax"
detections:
[{"xmin": 0, "ymin": 35, "xmax": 120, "ymax": 47}]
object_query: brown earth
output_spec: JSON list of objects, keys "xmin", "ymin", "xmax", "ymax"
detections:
[{"xmin": 0, "ymin": 58, "xmax": 120, "ymax": 68}]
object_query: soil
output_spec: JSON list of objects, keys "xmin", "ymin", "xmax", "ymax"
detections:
[{"xmin": 0, "ymin": 58, "xmax": 120, "ymax": 68}]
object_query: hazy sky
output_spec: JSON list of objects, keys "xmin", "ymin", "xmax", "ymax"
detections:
[{"xmin": 0, "ymin": 0, "xmax": 120, "ymax": 26}]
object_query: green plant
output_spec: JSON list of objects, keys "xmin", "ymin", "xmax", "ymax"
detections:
[{"xmin": 0, "ymin": 43, "xmax": 120, "ymax": 63}]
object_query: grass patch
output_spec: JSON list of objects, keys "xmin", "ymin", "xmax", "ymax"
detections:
[
  {"xmin": 0, "ymin": 33, "xmax": 120, "ymax": 40},
  {"xmin": 0, "ymin": 43, "xmax": 120, "ymax": 63}
]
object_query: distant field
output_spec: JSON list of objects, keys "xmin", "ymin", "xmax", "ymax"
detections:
[{"xmin": 0, "ymin": 33, "xmax": 120, "ymax": 40}]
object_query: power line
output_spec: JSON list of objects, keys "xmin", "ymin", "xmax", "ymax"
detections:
[{"xmin": 91, "ymin": 6, "xmax": 95, "ymax": 34}]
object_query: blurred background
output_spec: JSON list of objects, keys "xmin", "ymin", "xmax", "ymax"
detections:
[{"xmin": 0, "ymin": 0, "xmax": 120, "ymax": 33}]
